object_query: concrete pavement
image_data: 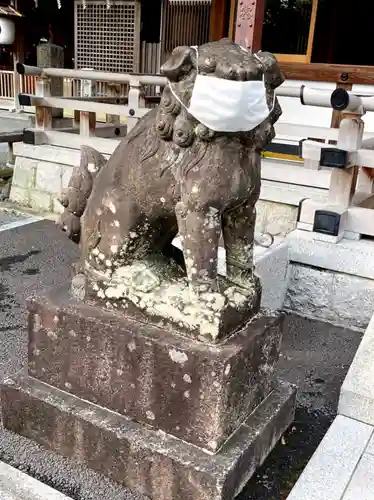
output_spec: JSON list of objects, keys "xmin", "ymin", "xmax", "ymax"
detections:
[{"xmin": 0, "ymin": 461, "xmax": 72, "ymax": 500}]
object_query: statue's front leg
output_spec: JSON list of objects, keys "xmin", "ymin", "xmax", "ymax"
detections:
[
  {"xmin": 175, "ymin": 201, "xmax": 221, "ymax": 296},
  {"xmin": 222, "ymin": 197, "xmax": 259, "ymax": 290}
]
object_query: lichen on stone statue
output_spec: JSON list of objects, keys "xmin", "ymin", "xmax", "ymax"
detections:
[{"xmin": 57, "ymin": 38, "xmax": 284, "ymax": 343}]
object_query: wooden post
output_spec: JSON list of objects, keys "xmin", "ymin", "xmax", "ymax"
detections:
[
  {"xmin": 35, "ymin": 77, "xmax": 52, "ymax": 131},
  {"xmin": 13, "ymin": 55, "xmax": 21, "ymax": 112},
  {"xmin": 106, "ymin": 83, "xmax": 120, "ymax": 126},
  {"xmin": 73, "ymin": 110, "xmax": 80, "ymax": 129},
  {"xmin": 127, "ymin": 81, "xmax": 143, "ymax": 132},
  {"xmin": 210, "ymin": 0, "xmax": 228, "ymax": 40},
  {"xmin": 328, "ymin": 117, "xmax": 364, "ymax": 208},
  {"xmin": 80, "ymin": 111, "xmax": 96, "ymax": 137},
  {"xmin": 234, "ymin": 0, "xmax": 265, "ymax": 52},
  {"xmin": 12, "ymin": 8, "xmax": 24, "ymax": 112}
]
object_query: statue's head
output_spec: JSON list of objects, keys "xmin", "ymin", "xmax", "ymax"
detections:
[{"xmin": 157, "ymin": 38, "xmax": 284, "ymax": 148}]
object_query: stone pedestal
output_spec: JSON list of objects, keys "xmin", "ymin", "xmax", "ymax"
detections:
[
  {"xmin": 1, "ymin": 287, "xmax": 296, "ymax": 500},
  {"xmin": 37, "ymin": 42, "xmax": 64, "ymax": 118}
]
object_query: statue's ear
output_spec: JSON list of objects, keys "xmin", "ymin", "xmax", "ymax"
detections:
[
  {"xmin": 255, "ymin": 51, "xmax": 285, "ymax": 89},
  {"xmin": 161, "ymin": 46, "xmax": 196, "ymax": 82}
]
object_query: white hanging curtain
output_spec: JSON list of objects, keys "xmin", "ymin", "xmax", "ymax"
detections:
[
  {"xmin": 168, "ymin": 0, "xmax": 211, "ymax": 3},
  {"xmin": 33, "ymin": 0, "xmax": 113, "ymax": 9},
  {"xmin": 81, "ymin": 0, "xmax": 113, "ymax": 8},
  {"xmin": 34, "ymin": 0, "xmax": 61, "ymax": 8}
]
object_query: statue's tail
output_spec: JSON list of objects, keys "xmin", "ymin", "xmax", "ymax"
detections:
[{"xmin": 57, "ymin": 145, "xmax": 107, "ymax": 243}]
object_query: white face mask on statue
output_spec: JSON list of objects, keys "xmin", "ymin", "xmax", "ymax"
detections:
[{"xmin": 169, "ymin": 48, "xmax": 273, "ymax": 133}]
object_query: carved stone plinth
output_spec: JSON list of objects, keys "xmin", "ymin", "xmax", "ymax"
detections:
[
  {"xmin": 1, "ymin": 286, "xmax": 296, "ymax": 499},
  {"xmin": 37, "ymin": 42, "xmax": 64, "ymax": 118},
  {"xmin": 2, "ymin": 374, "xmax": 295, "ymax": 500}
]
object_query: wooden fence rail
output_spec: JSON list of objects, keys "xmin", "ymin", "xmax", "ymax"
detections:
[{"xmin": 0, "ymin": 70, "xmax": 158, "ymax": 102}]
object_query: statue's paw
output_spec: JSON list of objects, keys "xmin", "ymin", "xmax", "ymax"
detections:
[
  {"xmin": 198, "ymin": 291, "xmax": 226, "ymax": 312},
  {"xmin": 57, "ymin": 188, "xmax": 69, "ymax": 208},
  {"xmin": 113, "ymin": 263, "xmax": 160, "ymax": 293},
  {"xmin": 226, "ymin": 268, "xmax": 260, "ymax": 293},
  {"xmin": 56, "ymin": 211, "xmax": 80, "ymax": 244},
  {"xmin": 223, "ymin": 286, "xmax": 250, "ymax": 308},
  {"xmin": 89, "ymin": 246, "xmax": 114, "ymax": 274}
]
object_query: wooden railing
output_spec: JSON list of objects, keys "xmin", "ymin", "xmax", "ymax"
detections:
[
  {"xmin": 0, "ymin": 70, "xmax": 14, "ymax": 99},
  {"xmin": 0, "ymin": 70, "xmax": 159, "ymax": 103},
  {"xmin": 15, "ymin": 65, "xmax": 165, "ymax": 155},
  {"xmin": 15, "ymin": 63, "xmax": 374, "ymax": 155},
  {"xmin": 0, "ymin": 71, "xmax": 36, "ymax": 100}
]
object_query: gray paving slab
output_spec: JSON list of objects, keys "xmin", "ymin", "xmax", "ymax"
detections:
[
  {"xmin": 342, "ymin": 453, "xmax": 374, "ymax": 500},
  {"xmin": 287, "ymin": 415, "xmax": 373, "ymax": 500},
  {"xmin": 0, "ymin": 460, "xmax": 72, "ymax": 500},
  {"xmin": 339, "ymin": 314, "xmax": 374, "ymax": 425},
  {"xmin": 0, "ymin": 210, "xmax": 27, "ymax": 227},
  {"xmin": 0, "ymin": 213, "xmax": 40, "ymax": 230},
  {"xmin": 364, "ymin": 432, "xmax": 374, "ymax": 456}
]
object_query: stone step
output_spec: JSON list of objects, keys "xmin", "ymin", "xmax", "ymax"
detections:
[
  {"xmin": 2, "ymin": 373, "xmax": 296, "ymax": 500},
  {"xmin": 287, "ymin": 415, "xmax": 374, "ymax": 500},
  {"xmin": 0, "ymin": 460, "xmax": 72, "ymax": 499}
]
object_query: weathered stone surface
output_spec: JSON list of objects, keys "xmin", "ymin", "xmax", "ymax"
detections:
[
  {"xmin": 285, "ymin": 261, "xmax": 374, "ymax": 331},
  {"xmin": 29, "ymin": 190, "xmax": 53, "ymax": 213},
  {"xmin": 284, "ymin": 264, "xmax": 335, "ymax": 323},
  {"xmin": 13, "ymin": 143, "xmax": 82, "ymax": 166},
  {"xmin": 12, "ymin": 157, "xmax": 37, "ymax": 189},
  {"xmin": 9, "ymin": 185, "xmax": 30, "ymax": 207},
  {"xmin": 84, "ymin": 260, "xmax": 262, "ymax": 343},
  {"xmin": 332, "ymin": 273, "xmax": 374, "ymax": 331},
  {"xmin": 256, "ymin": 200, "xmax": 297, "ymax": 236},
  {"xmin": 1, "ymin": 373, "xmax": 296, "ymax": 500},
  {"xmin": 27, "ymin": 286, "xmax": 283, "ymax": 453},
  {"xmin": 35, "ymin": 161, "xmax": 64, "ymax": 194}
]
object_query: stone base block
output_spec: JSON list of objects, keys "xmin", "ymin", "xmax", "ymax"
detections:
[
  {"xmin": 27, "ymin": 286, "xmax": 282, "ymax": 453},
  {"xmin": 285, "ymin": 229, "xmax": 374, "ymax": 330},
  {"xmin": 1, "ymin": 373, "xmax": 296, "ymax": 500}
]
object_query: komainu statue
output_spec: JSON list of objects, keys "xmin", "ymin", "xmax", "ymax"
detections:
[{"xmin": 58, "ymin": 38, "xmax": 284, "ymax": 343}]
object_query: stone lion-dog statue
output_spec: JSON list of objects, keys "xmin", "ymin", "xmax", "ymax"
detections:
[{"xmin": 57, "ymin": 38, "xmax": 284, "ymax": 342}]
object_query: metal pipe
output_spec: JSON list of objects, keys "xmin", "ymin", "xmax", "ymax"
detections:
[
  {"xmin": 276, "ymin": 84, "xmax": 374, "ymax": 113},
  {"xmin": 300, "ymin": 86, "xmax": 337, "ymax": 108},
  {"xmin": 275, "ymin": 86, "xmax": 302, "ymax": 98},
  {"xmin": 360, "ymin": 95, "xmax": 374, "ymax": 113},
  {"xmin": 17, "ymin": 63, "xmax": 42, "ymax": 77},
  {"xmin": 16, "ymin": 63, "xmax": 167, "ymax": 87}
]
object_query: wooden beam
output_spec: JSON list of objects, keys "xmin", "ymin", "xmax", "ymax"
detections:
[
  {"xmin": 228, "ymin": 0, "xmax": 237, "ymax": 40},
  {"xmin": 24, "ymin": 129, "xmax": 119, "ymax": 155},
  {"xmin": 19, "ymin": 94, "xmax": 151, "ymax": 119},
  {"xmin": 80, "ymin": 111, "xmax": 96, "ymax": 137},
  {"xmin": 306, "ymin": 0, "xmax": 319, "ymax": 63},
  {"xmin": 210, "ymin": 0, "xmax": 228, "ymax": 40},
  {"xmin": 35, "ymin": 78, "xmax": 52, "ymax": 131},
  {"xmin": 234, "ymin": 0, "xmax": 265, "ymax": 52},
  {"xmin": 279, "ymin": 62, "xmax": 374, "ymax": 85}
]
